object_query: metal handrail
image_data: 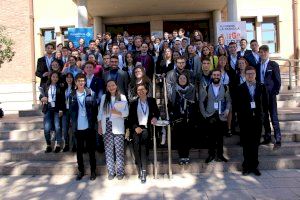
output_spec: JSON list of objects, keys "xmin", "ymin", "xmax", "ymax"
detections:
[{"xmin": 271, "ymin": 58, "xmax": 300, "ymax": 90}]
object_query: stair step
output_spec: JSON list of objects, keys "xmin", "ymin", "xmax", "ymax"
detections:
[
  {"xmin": 0, "ymin": 129, "xmax": 44, "ymax": 140},
  {"xmin": 0, "ymin": 155, "xmax": 299, "ymax": 175},
  {"xmin": 0, "ymin": 142, "xmax": 299, "ymax": 163},
  {"xmin": 280, "ymin": 121, "xmax": 300, "ymax": 131}
]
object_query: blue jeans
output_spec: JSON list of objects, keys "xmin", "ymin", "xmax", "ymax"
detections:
[
  {"xmin": 62, "ymin": 110, "xmax": 77, "ymax": 147},
  {"xmin": 44, "ymin": 108, "xmax": 62, "ymax": 145}
]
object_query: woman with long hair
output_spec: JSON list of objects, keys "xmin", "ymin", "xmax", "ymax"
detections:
[
  {"xmin": 123, "ymin": 52, "xmax": 136, "ymax": 78},
  {"xmin": 40, "ymin": 71, "xmax": 64, "ymax": 153},
  {"xmin": 201, "ymin": 45, "xmax": 218, "ymax": 70},
  {"xmin": 128, "ymin": 66, "xmax": 153, "ymax": 103},
  {"xmin": 98, "ymin": 80, "xmax": 129, "ymax": 180},
  {"xmin": 156, "ymin": 47, "xmax": 174, "ymax": 75}
]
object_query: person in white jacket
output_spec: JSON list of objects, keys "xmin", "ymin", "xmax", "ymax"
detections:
[{"xmin": 98, "ymin": 79, "xmax": 129, "ymax": 180}]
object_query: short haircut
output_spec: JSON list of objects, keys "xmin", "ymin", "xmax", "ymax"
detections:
[
  {"xmin": 202, "ymin": 57, "xmax": 211, "ymax": 63},
  {"xmin": 75, "ymin": 73, "xmax": 86, "ymax": 82},
  {"xmin": 62, "ymin": 46, "xmax": 68, "ymax": 50},
  {"xmin": 136, "ymin": 83, "xmax": 149, "ymax": 93},
  {"xmin": 218, "ymin": 35, "xmax": 224, "ymax": 39},
  {"xmin": 259, "ymin": 45, "xmax": 269, "ymax": 52},
  {"xmin": 240, "ymin": 39, "xmax": 248, "ymax": 43},
  {"xmin": 69, "ymin": 55, "xmax": 77, "ymax": 61},
  {"xmin": 250, "ymin": 39, "xmax": 258, "ymax": 44},
  {"xmin": 45, "ymin": 43, "xmax": 54, "ymax": 48},
  {"xmin": 84, "ymin": 61, "xmax": 95, "ymax": 68},
  {"xmin": 89, "ymin": 40, "xmax": 95, "ymax": 44},
  {"xmin": 182, "ymin": 38, "xmax": 188, "ymax": 42},
  {"xmin": 173, "ymin": 29, "xmax": 178, "ymax": 33},
  {"xmin": 112, "ymin": 43, "xmax": 119, "ymax": 47},
  {"xmin": 245, "ymin": 66, "xmax": 256, "ymax": 72},
  {"xmin": 105, "ymin": 32, "xmax": 111, "ymax": 36},
  {"xmin": 110, "ymin": 55, "xmax": 119, "ymax": 60},
  {"xmin": 211, "ymin": 68, "xmax": 221, "ymax": 74},
  {"xmin": 228, "ymin": 42, "xmax": 237, "ymax": 46},
  {"xmin": 176, "ymin": 56, "xmax": 186, "ymax": 62},
  {"xmin": 179, "ymin": 28, "xmax": 185, "ymax": 33},
  {"xmin": 103, "ymin": 53, "xmax": 111, "ymax": 58},
  {"xmin": 56, "ymin": 43, "xmax": 63, "ymax": 47}
]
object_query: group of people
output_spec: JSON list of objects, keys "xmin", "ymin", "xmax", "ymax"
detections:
[{"xmin": 35, "ymin": 29, "xmax": 282, "ymax": 183}]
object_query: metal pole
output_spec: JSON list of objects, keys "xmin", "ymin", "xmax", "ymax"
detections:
[
  {"xmin": 152, "ymin": 76, "xmax": 158, "ymax": 179},
  {"xmin": 163, "ymin": 77, "xmax": 172, "ymax": 179},
  {"xmin": 293, "ymin": 0, "xmax": 299, "ymax": 86},
  {"xmin": 288, "ymin": 60, "xmax": 292, "ymax": 90}
]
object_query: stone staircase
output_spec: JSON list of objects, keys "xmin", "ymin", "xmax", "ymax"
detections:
[{"xmin": 0, "ymin": 86, "xmax": 300, "ymax": 176}]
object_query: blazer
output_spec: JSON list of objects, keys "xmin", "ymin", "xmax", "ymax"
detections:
[
  {"xmin": 86, "ymin": 76, "xmax": 104, "ymax": 104},
  {"xmin": 237, "ymin": 49, "xmax": 252, "ymax": 58},
  {"xmin": 156, "ymin": 59, "xmax": 174, "ymax": 74},
  {"xmin": 245, "ymin": 52, "xmax": 260, "ymax": 68},
  {"xmin": 69, "ymin": 88, "xmax": 98, "ymax": 132},
  {"xmin": 188, "ymin": 54, "xmax": 202, "ymax": 83},
  {"xmin": 256, "ymin": 60, "xmax": 281, "ymax": 95},
  {"xmin": 40, "ymin": 83, "xmax": 65, "ymax": 113},
  {"xmin": 129, "ymin": 97, "xmax": 160, "ymax": 130},
  {"xmin": 36, "ymin": 56, "xmax": 53, "ymax": 86},
  {"xmin": 199, "ymin": 83, "xmax": 231, "ymax": 121},
  {"xmin": 97, "ymin": 94, "xmax": 129, "ymax": 135}
]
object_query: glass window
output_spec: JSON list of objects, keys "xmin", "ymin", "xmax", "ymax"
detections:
[
  {"xmin": 42, "ymin": 29, "xmax": 55, "ymax": 44},
  {"xmin": 241, "ymin": 18, "xmax": 256, "ymax": 48},
  {"xmin": 261, "ymin": 17, "xmax": 278, "ymax": 53}
]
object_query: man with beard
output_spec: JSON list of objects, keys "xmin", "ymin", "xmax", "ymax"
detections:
[{"xmin": 199, "ymin": 69, "xmax": 231, "ymax": 163}]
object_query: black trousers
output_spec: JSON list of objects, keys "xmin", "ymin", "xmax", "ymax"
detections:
[
  {"xmin": 207, "ymin": 113, "xmax": 226, "ymax": 157},
  {"xmin": 173, "ymin": 121, "xmax": 190, "ymax": 158},
  {"xmin": 76, "ymin": 128, "xmax": 96, "ymax": 173},
  {"xmin": 240, "ymin": 118, "xmax": 262, "ymax": 171},
  {"xmin": 133, "ymin": 128, "xmax": 149, "ymax": 171}
]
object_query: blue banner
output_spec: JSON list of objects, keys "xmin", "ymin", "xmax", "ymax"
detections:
[{"xmin": 68, "ymin": 27, "xmax": 94, "ymax": 48}]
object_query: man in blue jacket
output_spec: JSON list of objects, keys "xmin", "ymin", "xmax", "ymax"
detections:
[{"xmin": 256, "ymin": 45, "xmax": 282, "ymax": 150}]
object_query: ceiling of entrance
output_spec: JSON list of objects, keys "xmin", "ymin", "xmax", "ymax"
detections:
[{"xmin": 86, "ymin": 0, "xmax": 227, "ymax": 17}]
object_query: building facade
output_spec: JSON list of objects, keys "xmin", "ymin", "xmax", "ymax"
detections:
[{"xmin": 0, "ymin": 0, "xmax": 299, "ymax": 113}]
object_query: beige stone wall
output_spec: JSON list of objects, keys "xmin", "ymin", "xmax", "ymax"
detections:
[{"xmin": 0, "ymin": 0, "xmax": 32, "ymax": 84}]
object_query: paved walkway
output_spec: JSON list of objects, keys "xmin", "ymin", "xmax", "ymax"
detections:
[{"xmin": 0, "ymin": 169, "xmax": 299, "ymax": 200}]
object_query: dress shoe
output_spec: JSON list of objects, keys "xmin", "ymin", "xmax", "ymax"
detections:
[
  {"xmin": 117, "ymin": 175, "xmax": 124, "ymax": 180},
  {"xmin": 108, "ymin": 174, "xmax": 115, "ymax": 180},
  {"xmin": 260, "ymin": 140, "xmax": 271, "ymax": 145},
  {"xmin": 242, "ymin": 169, "xmax": 250, "ymax": 176},
  {"xmin": 45, "ymin": 146, "xmax": 52, "ymax": 153},
  {"xmin": 141, "ymin": 170, "xmax": 146, "ymax": 184},
  {"xmin": 76, "ymin": 172, "xmax": 84, "ymax": 181},
  {"xmin": 90, "ymin": 172, "xmax": 96, "ymax": 181},
  {"xmin": 252, "ymin": 168, "xmax": 261, "ymax": 176},
  {"xmin": 54, "ymin": 146, "xmax": 61, "ymax": 153},
  {"xmin": 184, "ymin": 158, "xmax": 190, "ymax": 165},
  {"xmin": 63, "ymin": 145, "xmax": 69, "ymax": 152},
  {"xmin": 216, "ymin": 155, "xmax": 228, "ymax": 162},
  {"xmin": 226, "ymin": 129, "xmax": 233, "ymax": 137},
  {"xmin": 178, "ymin": 158, "xmax": 185, "ymax": 165},
  {"xmin": 273, "ymin": 142, "xmax": 281, "ymax": 150},
  {"xmin": 205, "ymin": 155, "xmax": 215, "ymax": 163}
]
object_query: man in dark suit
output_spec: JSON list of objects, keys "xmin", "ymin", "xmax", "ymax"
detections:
[
  {"xmin": 237, "ymin": 66, "xmax": 268, "ymax": 176},
  {"xmin": 35, "ymin": 43, "xmax": 55, "ymax": 86},
  {"xmin": 238, "ymin": 39, "xmax": 252, "ymax": 57},
  {"xmin": 256, "ymin": 45, "xmax": 282, "ymax": 150},
  {"xmin": 245, "ymin": 39, "xmax": 260, "ymax": 68},
  {"xmin": 214, "ymin": 35, "xmax": 229, "ymax": 55}
]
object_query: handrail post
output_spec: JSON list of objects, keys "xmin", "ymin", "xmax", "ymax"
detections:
[
  {"xmin": 152, "ymin": 75, "xmax": 158, "ymax": 179},
  {"xmin": 288, "ymin": 60, "xmax": 292, "ymax": 90}
]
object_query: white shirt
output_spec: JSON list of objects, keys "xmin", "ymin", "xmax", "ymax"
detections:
[
  {"xmin": 48, "ymin": 85, "xmax": 56, "ymax": 103},
  {"xmin": 230, "ymin": 55, "xmax": 237, "ymax": 70},
  {"xmin": 221, "ymin": 72, "xmax": 230, "ymax": 85},
  {"xmin": 86, "ymin": 74, "xmax": 94, "ymax": 88},
  {"xmin": 45, "ymin": 56, "xmax": 53, "ymax": 71},
  {"xmin": 252, "ymin": 51, "xmax": 260, "ymax": 64},
  {"xmin": 77, "ymin": 91, "xmax": 89, "ymax": 130},
  {"xmin": 65, "ymin": 85, "xmax": 72, "ymax": 109},
  {"xmin": 212, "ymin": 84, "xmax": 220, "ymax": 97},
  {"xmin": 260, "ymin": 59, "xmax": 269, "ymax": 84},
  {"xmin": 137, "ymin": 99, "xmax": 149, "ymax": 127},
  {"xmin": 240, "ymin": 50, "xmax": 245, "ymax": 57}
]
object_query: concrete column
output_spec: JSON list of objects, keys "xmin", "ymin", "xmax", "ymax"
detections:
[
  {"xmin": 77, "ymin": 0, "xmax": 88, "ymax": 27},
  {"xmin": 227, "ymin": 0, "xmax": 240, "ymax": 21},
  {"xmin": 213, "ymin": 10, "xmax": 222, "ymax": 45},
  {"xmin": 94, "ymin": 16, "xmax": 103, "ymax": 38},
  {"xmin": 150, "ymin": 20, "xmax": 163, "ymax": 38}
]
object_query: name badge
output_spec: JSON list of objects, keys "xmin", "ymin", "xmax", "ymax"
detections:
[
  {"xmin": 214, "ymin": 102, "xmax": 219, "ymax": 110},
  {"xmin": 250, "ymin": 102, "xmax": 256, "ymax": 109},
  {"xmin": 50, "ymin": 102, "xmax": 55, "ymax": 108}
]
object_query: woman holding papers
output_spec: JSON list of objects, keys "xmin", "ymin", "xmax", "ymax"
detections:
[
  {"xmin": 97, "ymin": 80, "xmax": 129, "ymax": 180},
  {"xmin": 129, "ymin": 84, "xmax": 160, "ymax": 183}
]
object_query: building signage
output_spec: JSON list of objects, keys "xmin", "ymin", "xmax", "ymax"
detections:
[
  {"xmin": 216, "ymin": 21, "xmax": 247, "ymax": 48},
  {"xmin": 68, "ymin": 27, "xmax": 94, "ymax": 47}
]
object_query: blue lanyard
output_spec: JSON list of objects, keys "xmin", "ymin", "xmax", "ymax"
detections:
[{"xmin": 50, "ymin": 85, "xmax": 56, "ymax": 100}]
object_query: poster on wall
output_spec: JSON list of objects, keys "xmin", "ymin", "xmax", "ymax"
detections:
[
  {"xmin": 216, "ymin": 21, "xmax": 246, "ymax": 48},
  {"xmin": 68, "ymin": 27, "xmax": 94, "ymax": 47}
]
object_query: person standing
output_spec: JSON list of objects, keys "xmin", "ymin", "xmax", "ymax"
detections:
[
  {"xmin": 237, "ymin": 66, "xmax": 268, "ymax": 176},
  {"xmin": 199, "ymin": 69, "xmax": 231, "ymax": 163},
  {"xmin": 98, "ymin": 80, "xmax": 129, "ymax": 180},
  {"xmin": 129, "ymin": 84, "xmax": 159, "ymax": 183},
  {"xmin": 69, "ymin": 73, "xmax": 98, "ymax": 181},
  {"xmin": 257, "ymin": 45, "xmax": 282, "ymax": 150},
  {"xmin": 36, "ymin": 43, "xmax": 55, "ymax": 86}
]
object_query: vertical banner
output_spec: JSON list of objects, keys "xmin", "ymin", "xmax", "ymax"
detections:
[
  {"xmin": 68, "ymin": 27, "xmax": 94, "ymax": 48},
  {"xmin": 216, "ymin": 21, "xmax": 246, "ymax": 48}
]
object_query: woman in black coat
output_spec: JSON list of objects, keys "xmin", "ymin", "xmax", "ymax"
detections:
[{"xmin": 129, "ymin": 84, "xmax": 160, "ymax": 183}]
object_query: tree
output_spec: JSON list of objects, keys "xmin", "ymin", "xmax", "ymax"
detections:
[{"xmin": 0, "ymin": 25, "xmax": 15, "ymax": 67}]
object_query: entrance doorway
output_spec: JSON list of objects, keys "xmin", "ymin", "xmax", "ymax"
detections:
[
  {"xmin": 163, "ymin": 20, "xmax": 210, "ymax": 41},
  {"xmin": 105, "ymin": 22, "xmax": 150, "ymax": 38}
]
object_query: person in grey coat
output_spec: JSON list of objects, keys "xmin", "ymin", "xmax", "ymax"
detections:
[{"xmin": 199, "ymin": 69, "xmax": 231, "ymax": 164}]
